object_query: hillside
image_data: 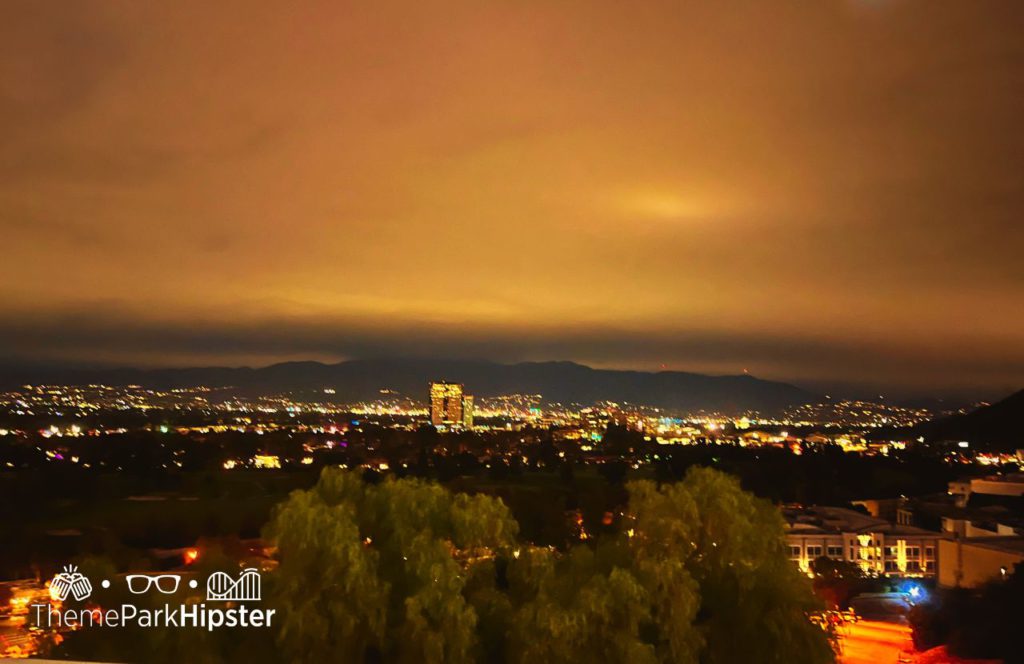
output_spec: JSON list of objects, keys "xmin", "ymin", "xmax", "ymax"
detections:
[
  {"xmin": 913, "ymin": 389, "xmax": 1024, "ymax": 450},
  {"xmin": 0, "ymin": 359, "xmax": 815, "ymax": 415}
]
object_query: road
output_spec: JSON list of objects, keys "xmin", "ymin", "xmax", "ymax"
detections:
[{"xmin": 837, "ymin": 620, "xmax": 915, "ymax": 664}]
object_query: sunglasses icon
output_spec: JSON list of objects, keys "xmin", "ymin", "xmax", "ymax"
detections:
[{"xmin": 126, "ymin": 574, "xmax": 181, "ymax": 595}]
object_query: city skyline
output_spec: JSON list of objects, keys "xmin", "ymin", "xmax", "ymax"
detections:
[
  {"xmin": 3, "ymin": 1, "xmax": 1023, "ymax": 396},
  {"xmin": 3, "ymin": 3, "xmax": 1023, "ymax": 662}
]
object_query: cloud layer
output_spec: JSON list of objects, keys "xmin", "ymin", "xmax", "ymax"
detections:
[{"xmin": 2, "ymin": 0, "xmax": 1022, "ymax": 394}]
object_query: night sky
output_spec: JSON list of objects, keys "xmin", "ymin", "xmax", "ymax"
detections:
[{"xmin": 2, "ymin": 1, "xmax": 1022, "ymax": 396}]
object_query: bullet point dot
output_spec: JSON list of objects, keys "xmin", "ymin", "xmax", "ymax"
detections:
[
  {"xmin": 101, "ymin": 579, "xmax": 110, "ymax": 589},
  {"xmin": 189, "ymin": 579, "xmax": 199, "ymax": 589}
]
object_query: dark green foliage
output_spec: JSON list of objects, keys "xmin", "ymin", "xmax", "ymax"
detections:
[
  {"xmin": 266, "ymin": 467, "xmax": 832, "ymax": 664},
  {"xmin": 811, "ymin": 556, "xmax": 867, "ymax": 609},
  {"xmin": 52, "ymin": 467, "xmax": 833, "ymax": 663},
  {"xmin": 909, "ymin": 564, "xmax": 1023, "ymax": 661}
]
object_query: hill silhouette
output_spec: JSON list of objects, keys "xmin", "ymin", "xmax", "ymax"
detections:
[
  {"xmin": 913, "ymin": 388, "xmax": 1024, "ymax": 450},
  {"xmin": 0, "ymin": 358, "xmax": 814, "ymax": 414}
]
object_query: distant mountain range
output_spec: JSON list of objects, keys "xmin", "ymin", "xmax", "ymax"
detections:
[
  {"xmin": 0, "ymin": 359, "xmax": 815, "ymax": 414},
  {"xmin": 911, "ymin": 388, "xmax": 1024, "ymax": 451}
]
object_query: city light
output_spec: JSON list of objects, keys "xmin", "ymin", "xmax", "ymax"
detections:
[{"xmin": 0, "ymin": 2, "xmax": 1020, "ymax": 661}]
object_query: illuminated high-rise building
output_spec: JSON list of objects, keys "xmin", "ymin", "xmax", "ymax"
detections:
[
  {"xmin": 430, "ymin": 382, "xmax": 464, "ymax": 427},
  {"xmin": 461, "ymin": 394, "xmax": 474, "ymax": 429}
]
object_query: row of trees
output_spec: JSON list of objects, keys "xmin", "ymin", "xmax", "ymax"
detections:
[
  {"xmin": 267, "ymin": 467, "xmax": 833, "ymax": 663},
  {"xmin": 54, "ymin": 467, "xmax": 833, "ymax": 662}
]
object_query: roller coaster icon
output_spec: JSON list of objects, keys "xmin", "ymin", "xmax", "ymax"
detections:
[{"xmin": 206, "ymin": 568, "xmax": 261, "ymax": 601}]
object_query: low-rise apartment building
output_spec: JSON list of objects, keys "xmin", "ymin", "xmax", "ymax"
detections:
[{"xmin": 783, "ymin": 505, "xmax": 942, "ymax": 578}]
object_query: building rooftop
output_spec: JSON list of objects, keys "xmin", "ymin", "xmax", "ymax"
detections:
[
  {"xmin": 958, "ymin": 536, "xmax": 1024, "ymax": 556},
  {"xmin": 783, "ymin": 505, "xmax": 939, "ymax": 536}
]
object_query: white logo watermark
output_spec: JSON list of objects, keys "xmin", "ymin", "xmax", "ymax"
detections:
[
  {"xmin": 207, "ymin": 568, "xmax": 261, "ymax": 601},
  {"xmin": 49, "ymin": 565, "xmax": 93, "ymax": 602},
  {"xmin": 33, "ymin": 565, "xmax": 275, "ymax": 632},
  {"xmin": 126, "ymin": 574, "xmax": 182, "ymax": 595}
]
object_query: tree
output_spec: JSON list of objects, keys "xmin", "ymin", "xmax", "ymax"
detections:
[
  {"xmin": 601, "ymin": 423, "xmax": 644, "ymax": 457},
  {"xmin": 503, "ymin": 545, "xmax": 681, "ymax": 664},
  {"xmin": 598, "ymin": 459, "xmax": 630, "ymax": 485},
  {"xmin": 810, "ymin": 556, "xmax": 865, "ymax": 609},
  {"xmin": 909, "ymin": 563, "xmax": 1023, "ymax": 660},
  {"xmin": 50, "ymin": 467, "xmax": 830, "ymax": 663},
  {"xmin": 266, "ymin": 469, "xmax": 518, "ymax": 663},
  {"xmin": 266, "ymin": 467, "xmax": 832, "ymax": 664},
  {"xmin": 627, "ymin": 468, "xmax": 833, "ymax": 664}
]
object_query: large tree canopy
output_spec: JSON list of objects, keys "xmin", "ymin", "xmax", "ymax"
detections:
[
  {"xmin": 268, "ymin": 470, "xmax": 519, "ymax": 662},
  {"xmin": 266, "ymin": 467, "xmax": 833, "ymax": 663}
]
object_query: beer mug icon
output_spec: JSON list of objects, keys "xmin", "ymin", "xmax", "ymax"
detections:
[{"xmin": 50, "ymin": 565, "xmax": 93, "ymax": 602}]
